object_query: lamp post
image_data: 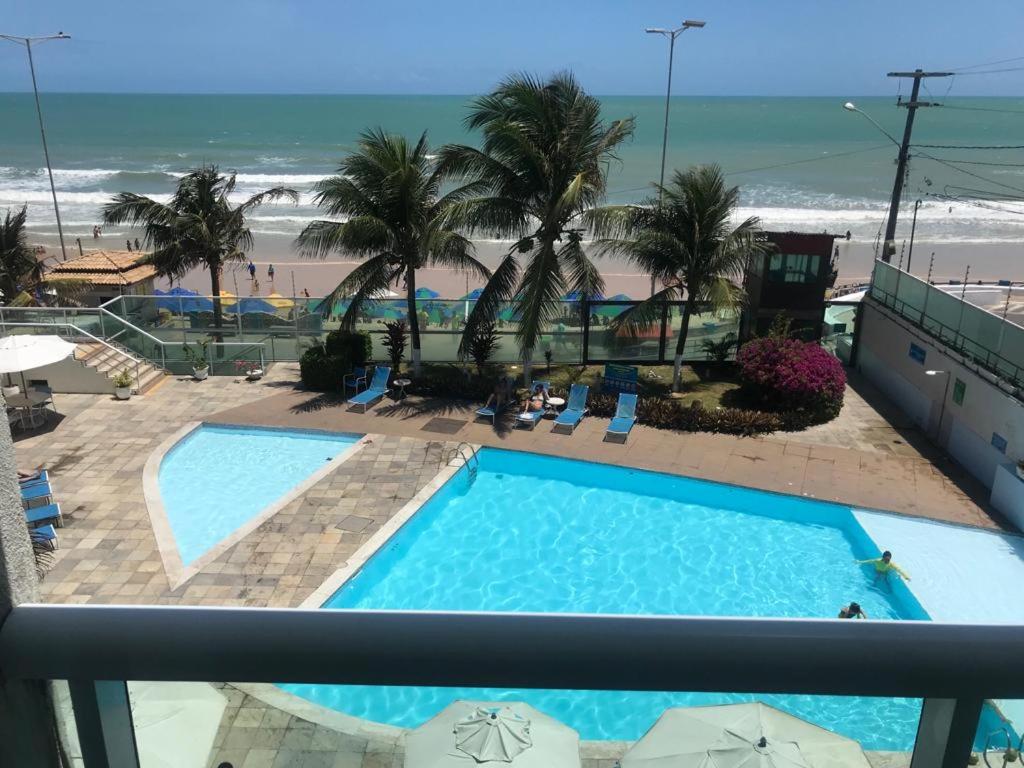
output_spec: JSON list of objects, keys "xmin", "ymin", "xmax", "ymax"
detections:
[
  {"xmin": 925, "ymin": 369, "xmax": 951, "ymax": 442},
  {"xmin": 646, "ymin": 19, "xmax": 705, "ymax": 295},
  {"xmin": 907, "ymin": 198, "xmax": 922, "ymax": 274},
  {"xmin": 0, "ymin": 32, "xmax": 71, "ymax": 262}
]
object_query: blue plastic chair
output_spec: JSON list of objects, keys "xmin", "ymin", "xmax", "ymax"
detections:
[
  {"xmin": 605, "ymin": 393, "xmax": 638, "ymax": 443},
  {"xmin": 515, "ymin": 381, "xmax": 551, "ymax": 429},
  {"xmin": 25, "ymin": 503, "xmax": 62, "ymax": 528},
  {"xmin": 347, "ymin": 366, "xmax": 391, "ymax": 412},
  {"xmin": 21, "ymin": 482, "xmax": 52, "ymax": 507},
  {"xmin": 552, "ymin": 383, "xmax": 590, "ymax": 434},
  {"xmin": 343, "ymin": 366, "xmax": 368, "ymax": 394},
  {"xmin": 30, "ymin": 523, "xmax": 58, "ymax": 550},
  {"xmin": 19, "ymin": 470, "xmax": 49, "ymax": 487}
]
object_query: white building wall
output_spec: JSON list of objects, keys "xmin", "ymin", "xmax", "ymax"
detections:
[
  {"xmin": 857, "ymin": 301, "xmax": 1024, "ymax": 494},
  {"xmin": 12, "ymin": 357, "xmax": 114, "ymax": 395}
]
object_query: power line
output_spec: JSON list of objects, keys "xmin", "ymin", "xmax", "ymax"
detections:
[
  {"xmin": 919, "ymin": 151, "xmax": 1024, "ymax": 195},
  {"xmin": 929, "ymin": 157, "xmax": 1024, "ymax": 168},
  {"xmin": 948, "ymin": 67, "xmax": 1024, "ymax": 76},
  {"xmin": 939, "ymin": 104, "xmax": 1024, "ymax": 115},
  {"xmin": 913, "ymin": 143, "xmax": 1024, "ymax": 150},
  {"xmin": 725, "ymin": 144, "xmax": 892, "ymax": 175},
  {"xmin": 946, "ymin": 55, "xmax": 1024, "ymax": 72}
]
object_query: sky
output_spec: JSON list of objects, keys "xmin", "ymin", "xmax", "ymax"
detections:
[{"xmin": 3, "ymin": 0, "xmax": 1024, "ymax": 96}]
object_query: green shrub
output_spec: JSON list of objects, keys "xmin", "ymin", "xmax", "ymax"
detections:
[
  {"xmin": 587, "ymin": 393, "xmax": 783, "ymax": 436},
  {"xmin": 324, "ymin": 329, "xmax": 371, "ymax": 365}
]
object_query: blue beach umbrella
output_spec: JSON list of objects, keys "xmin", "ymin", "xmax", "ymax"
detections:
[
  {"xmin": 460, "ymin": 288, "xmax": 485, "ymax": 301},
  {"xmin": 235, "ymin": 297, "xmax": 278, "ymax": 314},
  {"xmin": 415, "ymin": 287, "xmax": 440, "ymax": 299},
  {"xmin": 594, "ymin": 293, "xmax": 633, "ymax": 317}
]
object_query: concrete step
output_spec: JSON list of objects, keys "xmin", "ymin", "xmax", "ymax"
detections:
[
  {"xmin": 75, "ymin": 342, "xmax": 167, "ymax": 394},
  {"xmin": 136, "ymin": 367, "xmax": 165, "ymax": 394}
]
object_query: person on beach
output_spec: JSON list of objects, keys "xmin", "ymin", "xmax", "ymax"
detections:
[
  {"xmin": 248, "ymin": 261, "xmax": 256, "ymax": 280},
  {"xmin": 302, "ymin": 288, "xmax": 310, "ymax": 298},
  {"xmin": 253, "ymin": 278, "xmax": 260, "ymax": 294},
  {"xmin": 126, "ymin": 239, "xmax": 132, "ymax": 252},
  {"xmin": 134, "ymin": 238, "xmax": 140, "ymax": 250},
  {"xmin": 838, "ymin": 602, "xmax": 867, "ymax": 619},
  {"xmin": 267, "ymin": 263, "xmax": 275, "ymax": 282},
  {"xmin": 855, "ymin": 551, "xmax": 910, "ymax": 583}
]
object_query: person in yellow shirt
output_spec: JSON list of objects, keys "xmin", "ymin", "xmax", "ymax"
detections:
[{"xmin": 855, "ymin": 550, "xmax": 911, "ymax": 583}]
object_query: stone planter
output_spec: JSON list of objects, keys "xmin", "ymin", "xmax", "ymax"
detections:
[
  {"xmin": 193, "ymin": 366, "xmax": 209, "ymax": 381},
  {"xmin": 114, "ymin": 386, "xmax": 132, "ymax": 400}
]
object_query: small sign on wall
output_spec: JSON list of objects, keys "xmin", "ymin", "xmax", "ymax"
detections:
[
  {"xmin": 909, "ymin": 343, "xmax": 927, "ymax": 364},
  {"xmin": 953, "ymin": 378, "xmax": 966, "ymax": 405},
  {"xmin": 992, "ymin": 432, "xmax": 1008, "ymax": 454}
]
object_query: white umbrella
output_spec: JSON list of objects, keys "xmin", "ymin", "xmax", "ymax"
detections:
[
  {"xmin": 406, "ymin": 701, "xmax": 580, "ymax": 768},
  {"xmin": 621, "ymin": 703, "xmax": 871, "ymax": 768},
  {"xmin": 0, "ymin": 335, "xmax": 77, "ymax": 374}
]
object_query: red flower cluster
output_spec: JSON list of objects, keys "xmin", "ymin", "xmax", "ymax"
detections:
[{"xmin": 737, "ymin": 336, "xmax": 846, "ymax": 411}]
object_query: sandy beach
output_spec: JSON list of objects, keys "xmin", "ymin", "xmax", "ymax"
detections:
[{"xmin": 48, "ymin": 229, "xmax": 1024, "ymax": 301}]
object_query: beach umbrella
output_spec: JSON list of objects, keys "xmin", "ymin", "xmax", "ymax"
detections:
[
  {"xmin": 594, "ymin": 294, "xmax": 633, "ymax": 318},
  {"xmin": 0, "ymin": 335, "xmax": 77, "ymax": 374},
  {"xmin": 460, "ymin": 288, "xmax": 485, "ymax": 301},
  {"xmin": 264, "ymin": 292, "xmax": 295, "ymax": 310},
  {"xmin": 128, "ymin": 681, "xmax": 226, "ymax": 768},
  {"xmin": 561, "ymin": 290, "xmax": 605, "ymax": 303},
  {"xmin": 406, "ymin": 701, "xmax": 580, "ymax": 768},
  {"xmin": 235, "ymin": 297, "xmax": 278, "ymax": 314},
  {"xmin": 415, "ymin": 287, "xmax": 441, "ymax": 299},
  {"xmin": 0, "ymin": 334, "xmax": 78, "ymax": 395},
  {"xmin": 621, "ymin": 703, "xmax": 871, "ymax": 768}
]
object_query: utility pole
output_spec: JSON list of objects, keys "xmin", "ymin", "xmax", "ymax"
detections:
[{"xmin": 881, "ymin": 70, "xmax": 952, "ymax": 262}]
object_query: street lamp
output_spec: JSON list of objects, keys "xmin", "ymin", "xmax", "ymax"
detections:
[
  {"xmin": 646, "ymin": 19, "xmax": 705, "ymax": 295},
  {"xmin": 0, "ymin": 31, "xmax": 71, "ymax": 262},
  {"xmin": 842, "ymin": 102, "xmax": 900, "ymax": 147},
  {"xmin": 925, "ymin": 369, "xmax": 951, "ymax": 441}
]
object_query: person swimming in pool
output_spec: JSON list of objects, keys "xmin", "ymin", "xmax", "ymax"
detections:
[
  {"xmin": 521, "ymin": 383, "xmax": 548, "ymax": 413},
  {"xmin": 838, "ymin": 601, "xmax": 867, "ymax": 619},
  {"xmin": 855, "ymin": 551, "xmax": 910, "ymax": 583}
]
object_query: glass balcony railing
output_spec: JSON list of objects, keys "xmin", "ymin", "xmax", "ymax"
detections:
[
  {"xmin": 870, "ymin": 260, "xmax": 1024, "ymax": 389},
  {"xmin": 2, "ymin": 605, "xmax": 1022, "ymax": 768}
]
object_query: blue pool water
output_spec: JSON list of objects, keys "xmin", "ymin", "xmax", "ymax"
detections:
[
  {"xmin": 281, "ymin": 449, "xmax": 967, "ymax": 750},
  {"xmin": 158, "ymin": 424, "xmax": 359, "ymax": 565}
]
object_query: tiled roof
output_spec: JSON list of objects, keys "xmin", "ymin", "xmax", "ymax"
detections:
[{"xmin": 46, "ymin": 250, "xmax": 157, "ymax": 286}]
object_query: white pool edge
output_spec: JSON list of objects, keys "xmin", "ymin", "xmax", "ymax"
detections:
[{"xmin": 143, "ymin": 422, "xmax": 371, "ymax": 589}]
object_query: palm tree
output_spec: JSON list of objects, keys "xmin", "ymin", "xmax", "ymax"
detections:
[
  {"xmin": 438, "ymin": 72, "xmax": 634, "ymax": 377},
  {"xmin": 593, "ymin": 165, "xmax": 768, "ymax": 391},
  {"xmin": 0, "ymin": 205, "xmax": 87, "ymax": 306},
  {"xmin": 294, "ymin": 129, "xmax": 491, "ymax": 376},
  {"xmin": 102, "ymin": 165, "xmax": 297, "ymax": 333}
]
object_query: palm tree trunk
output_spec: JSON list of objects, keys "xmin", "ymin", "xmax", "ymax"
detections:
[
  {"xmin": 672, "ymin": 296, "xmax": 695, "ymax": 391},
  {"xmin": 209, "ymin": 264, "xmax": 224, "ymax": 352},
  {"xmin": 405, "ymin": 268, "xmax": 421, "ymax": 376}
]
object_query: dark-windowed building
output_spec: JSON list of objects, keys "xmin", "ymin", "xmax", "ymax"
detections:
[{"xmin": 742, "ymin": 231, "xmax": 839, "ymax": 341}]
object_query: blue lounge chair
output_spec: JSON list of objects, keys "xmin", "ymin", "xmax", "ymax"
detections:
[
  {"xmin": 25, "ymin": 503, "xmax": 62, "ymax": 528},
  {"xmin": 347, "ymin": 366, "xmax": 391, "ymax": 412},
  {"xmin": 343, "ymin": 366, "xmax": 368, "ymax": 394},
  {"xmin": 605, "ymin": 393, "xmax": 638, "ymax": 443},
  {"xmin": 30, "ymin": 524, "xmax": 58, "ymax": 550},
  {"xmin": 515, "ymin": 381, "xmax": 551, "ymax": 429},
  {"xmin": 475, "ymin": 401, "xmax": 502, "ymax": 425},
  {"xmin": 19, "ymin": 470, "xmax": 48, "ymax": 486},
  {"xmin": 21, "ymin": 482, "xmax": 53, "ymax": 507},
  {"xmin": 552, "ymin": 383, "xmax": 589, "ymax": 434}
]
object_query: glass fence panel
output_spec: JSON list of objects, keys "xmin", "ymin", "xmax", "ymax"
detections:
[
  {"xmin": 958, "ymin": 303, "xmax": 1007, "ymax": 368},
  {"xmin": 997, "ymin": 325, "xmax": 1024, "ymax": 384},
  {"xmin": 665, "ymin": 307, "xmax": 741, "ymax": 361},
  {"xmin": 823, "ymin": 303, "xmax": 859, "ymax": 366},
  {"xmin": 922, "ymin": 287, "xmax": 965, "ymax": 344},
  {"xmin": 871, "ymin": 260, "xmax": 899, "ymax": 305},
  {"xmin": 586, "ymin": 302, "xmax": 661, "ymax": 361},
  {"xmin": 116, "ymin": 680, "xmax": 999, "ymax": 768},
  {"xmin": 894, "ymin": 274, "xmax": 929, "ymax": 322}
]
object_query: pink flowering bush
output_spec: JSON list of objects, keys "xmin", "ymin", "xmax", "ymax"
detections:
[{"xmin": 737, "ymin": 336, "xmax": 846, "ymax": 419}]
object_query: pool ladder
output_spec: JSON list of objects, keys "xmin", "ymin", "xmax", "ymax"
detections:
[{"xmin": 443, "ymin": 442, "xmax": 479, "ymax": 484}]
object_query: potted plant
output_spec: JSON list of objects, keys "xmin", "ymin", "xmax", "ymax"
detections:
[
  {"xmin": 234, "ymin": 360, "xmax": 264, "ymax": 381},
  {"xmin": 182, "ymin": 338, "xmax": 211, "ymax": 381},
  {"xmin": 112, "ymin": 369, "xmax": 133, "ymax": 400}
]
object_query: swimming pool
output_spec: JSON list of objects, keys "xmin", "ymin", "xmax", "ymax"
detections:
[
  {"xmin": 282, "ymin": 448, "xmax": 949, "ymax": 750},
  {"xmin": 157, "ymin": 424, "xmax": 360, "ymax": 565}
]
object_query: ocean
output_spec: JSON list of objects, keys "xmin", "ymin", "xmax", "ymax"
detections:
[{"xmin": 3, "ymin": 93, "xmax": 1024, "ymax": 289}]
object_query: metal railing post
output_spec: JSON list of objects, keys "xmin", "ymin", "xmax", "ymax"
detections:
[
  {"xmin": 658, "ymin": 302, "xmax": 669, "ymax": 362},
  {"xmin": 68, "ymin": 680, "xmax": 140, "ymax": 768},
  {"xmin": 909, "ymin": 697, "xmax": 982, "ymax": 768}
]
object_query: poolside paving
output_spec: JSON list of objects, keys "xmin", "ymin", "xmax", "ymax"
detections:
[{"xmin": 12, "ymin": 364, "xmax": 992, "ymax": 768}]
